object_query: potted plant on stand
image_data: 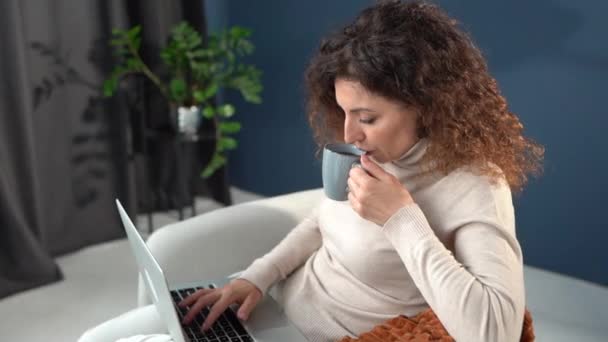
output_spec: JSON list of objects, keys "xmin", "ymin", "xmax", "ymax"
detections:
[{"xmin": 103, "ymin": 22, "xmax": 262, "ymax": 211}]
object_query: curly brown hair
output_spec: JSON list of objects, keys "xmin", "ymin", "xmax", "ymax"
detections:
[{"xmin": 305, "ymin": 0, "xmax": 544, "ymax": 193}]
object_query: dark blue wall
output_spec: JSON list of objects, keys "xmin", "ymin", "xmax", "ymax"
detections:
[
  {"xmin": 208, "ymin": 1, "xmax": 372, "ymax": 196},
  {"xmin": 207, "ymin": 1, "xmax": 608, "ymax": 286}
]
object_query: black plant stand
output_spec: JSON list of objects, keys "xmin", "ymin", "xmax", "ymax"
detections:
[
  {"xmin": 129, "ymin": 93, "xmax": 233, "ymax": 233},
  {"xmin": 173, "ymin": 136, "xmax": 198, "ymax": 221},
  {"xmin": 139, "ymin": 128, "xmax": 232, "ymax": 233}
]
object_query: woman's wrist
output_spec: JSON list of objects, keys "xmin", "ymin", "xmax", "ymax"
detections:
[{"xmin": 382, "ymin": 204, "xmax": 433, "ymax": 242}]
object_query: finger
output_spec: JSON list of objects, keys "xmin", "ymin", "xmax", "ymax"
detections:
[
  {"xmin": 348, "ymin": 191, "xmax": 360, "ymax": 212},
  {"xmin": 237, "ymin": 292, "xmax": 261, "ymax": 320},
  {"xmin": 349, "ymin": 165, "xmax": 368, "ymax": 181},
  {"xmin": 183, "ymin": 292, "xmax": 219, "ymax": 324},
  {"xmin": 360, "ymin": 154, "xmax": 390, "ymax": 181},
  {"xmin": 347, "ymin": 177, "xmax": 359, "ymax": 194},
  {"xmin": 179, "ymin": 288, "xmax": 212, "ymax": 307},
  {"xmin": 202, "ymin": 295, "xmax": 233, "ymax": 331},
  {"xmin": 182, "ymin": 291, "xmax": 220, "ymax": 325}
]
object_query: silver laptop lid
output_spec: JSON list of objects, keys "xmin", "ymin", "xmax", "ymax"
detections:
[{"xmin": 116, "ymin": 200, "xmax": 188, "ymax": 342}]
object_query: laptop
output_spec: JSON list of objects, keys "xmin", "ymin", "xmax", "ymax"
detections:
[{"xmin": 116, "ymin": 200, "xmax": 309, "ymax": 342}]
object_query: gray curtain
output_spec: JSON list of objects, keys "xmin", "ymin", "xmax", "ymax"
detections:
[{"xmin": 0, "ymin": 0, "xmax": 206, "ymax": 299}]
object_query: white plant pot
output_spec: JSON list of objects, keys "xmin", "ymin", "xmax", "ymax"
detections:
[{"xmin": 177, "ymin": 105, "xmax": 201, "ymax": 141}]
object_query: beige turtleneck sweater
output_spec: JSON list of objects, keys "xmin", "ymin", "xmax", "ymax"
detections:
[{"xmin": 239, "ymin": 139, "xmax": 525, "ymax": 342}]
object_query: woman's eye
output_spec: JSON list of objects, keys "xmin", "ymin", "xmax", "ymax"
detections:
[{"xmin": 359, "ymin": 118, "xmax": 376, "ymax": 124}]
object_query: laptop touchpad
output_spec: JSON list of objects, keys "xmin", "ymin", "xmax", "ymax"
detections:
[{"xmin": 243, "ymin": 296, "xmax": 290, "ymax": 331}]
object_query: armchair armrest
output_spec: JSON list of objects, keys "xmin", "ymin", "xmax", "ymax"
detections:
[{"xmin": 138, "ymin": 188, "xmax": 324, "ymax": 305}]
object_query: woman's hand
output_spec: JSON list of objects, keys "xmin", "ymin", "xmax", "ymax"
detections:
[
  {"xmin": 179, "ymin": 278, "xmax": 262, "ymax": 332},
  {"xmin": 347, "ymin": 154, "xmax": 414, "ymax": 226}
]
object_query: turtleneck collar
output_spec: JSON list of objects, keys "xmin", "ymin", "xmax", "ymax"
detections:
[{"xmin": 387, "ymin": 138, "xmax": 429, "ymax": 169}]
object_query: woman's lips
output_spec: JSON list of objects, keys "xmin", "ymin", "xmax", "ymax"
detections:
[{"xmin": 355, "ymin": 146, "xmax": 374, "ymax": 156}]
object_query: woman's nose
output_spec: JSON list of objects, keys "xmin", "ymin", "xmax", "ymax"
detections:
[{"xmin": 344, "ymin": 117, "xmax": 364, "ymax": 144}]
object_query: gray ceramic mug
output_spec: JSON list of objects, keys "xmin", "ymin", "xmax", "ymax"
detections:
[{"xmin": 322, "ymin": 143, "xmax": 366, "ymax": 201}]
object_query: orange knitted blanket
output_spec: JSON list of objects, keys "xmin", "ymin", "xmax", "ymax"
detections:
[{"xmin": 338, "ymin": 309, "xmax": 535, "ymax": 342}]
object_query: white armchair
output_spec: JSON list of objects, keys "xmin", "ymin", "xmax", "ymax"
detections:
[
  {"xmin": 139, "ymin": 189, "xmax": 324, "ymax": 306},
  {"xmin": 141, "ymin": 188, "xmax": 608, "ymax": 341}
]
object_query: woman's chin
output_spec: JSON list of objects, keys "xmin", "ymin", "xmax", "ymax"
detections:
[{"xmin": 368, "ymin": 152, "xmax": 385, "ymax": 163}]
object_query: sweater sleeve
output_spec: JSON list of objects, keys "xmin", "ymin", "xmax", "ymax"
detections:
[
  {"xmin": 382, "ymin": 185, "xmax": 525, "ymax": 342},
  {"xmin": 238, "ymin": 206, "xmax": 322, "ymax": 294}
]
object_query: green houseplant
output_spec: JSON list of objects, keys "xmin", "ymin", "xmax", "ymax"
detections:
[{"xmin": 103, "ymin": 22, "xmax": 262, "ymax": 178}]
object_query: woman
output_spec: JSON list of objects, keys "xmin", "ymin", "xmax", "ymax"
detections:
[
  {"xmin": 180, "ymin": 1, "xmax": 543, "ymax": 341},
  {"xmin": 83, "ymin": 1, "xmax": 543, "ymax": 341}
]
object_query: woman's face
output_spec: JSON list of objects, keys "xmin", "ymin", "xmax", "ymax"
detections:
[{"xmin": 335, "ymin": 79, "xmax": 419, "ymax": 163}]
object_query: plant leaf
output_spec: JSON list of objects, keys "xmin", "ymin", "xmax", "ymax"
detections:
[
  {"xmin": 169, "ymin": 78, "xmax": 187, "ymax": 104},
  {"xmin": 193, "ymin": 90, "xmax": 205, "ymax": 103},
  {"xmin": 200, "ymin": 84, "xmax": 219, "ymax": 102},
  {"xmin": 126, "ymin": 58, "xmax": 142, "ymax": 70},
  {"xmin": 218, "ymin": 121, "xmax": 241, "ymax": 134},
  {"xmin": 201, "ymin": 153, "xmax": 226, "ymax": 178},
  {"xmin": 217, "ymin": 104, "xmax": 235, "ymax": 118},
  {"xmin": 103, "ymin": 78, "xmax": 118, "ymax": 97},
  {"xmin": 202, "ymin": 106, "xmax": 215, "ymax": 119},
  {"xmin": 218, "ymin": 137, "xmax": 238, "ymax": 151},
  {"xmin": 127, "ymin": 26, "xmax": 141, "ymax": 41},
  {"xmin": 230, "ymin": 26, "xmax": 251, "ymax": 39}
]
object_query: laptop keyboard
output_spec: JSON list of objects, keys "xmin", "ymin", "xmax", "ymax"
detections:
[{"xmin": 171, "ymin": 284, "xmax": 254, "ymax": 342}]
